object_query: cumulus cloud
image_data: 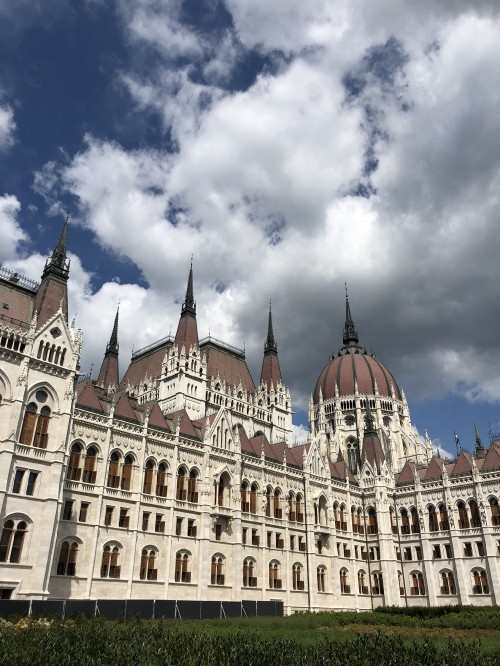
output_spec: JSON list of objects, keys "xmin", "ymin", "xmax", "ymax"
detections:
[
  {"xmin": 21, "ymin": 1, "xmax": 500, "ymax": 426},
  {"xmin": 0, "ymin": 103, "xmax": 15, "ymax": 151},
  {"xmin": 0, "ymin": 195, "xmax": 25, "ymax": 262}
]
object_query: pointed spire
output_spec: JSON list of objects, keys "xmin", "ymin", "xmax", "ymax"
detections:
[
  {"xmin": 97, "ymin": 307, "xmax": 120, "ymax": 390},
  {"xmin": 260, "ymin": 301, "xmax": 283, "ymax": 389},
  {"xmin": 474, "ymin": 421, "xmax": 484, "ymax": 453},
  {"xmin": 107, "ymin": 305, "xmax": 119, "ymax": 355},
  {"xmin": 342, "ymin": 283, "xmax": 359, "ymax": 348},
  {"xmin": 181, "ymin": 259, "xmax": 196, "ymax": 315},
  {"xmin": 35, "ymin": 219, "xmax": 70, "ymax": 327},
  {"xmin": 174, "ymin": 261, "xmax": 199, "ymax": 351},
  {"xmin": 264, "ymin": 300, "xmax": 277, "ymax": 354}
]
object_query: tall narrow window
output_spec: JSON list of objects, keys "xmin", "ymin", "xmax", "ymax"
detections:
[
  {"xmin": 340, "ymin": 569, "xmax": 349, "ymax": 594},
  {"xmin": 372, "ymin": 572, "xmax": 384, "ymax": 595},
  {"xmin": 367, "ymin": 508, "xmax": 378, "ymax": 534},
  {"xmin": 143, "ymin": 460, "xmax": 154, "ymax": 494},
  {"xmin": 211, "ymin": 556, "xmax": 224, "ymax": 585},
  {"xmin": 428, "ymin": 506, "xmax": 439, "ymax": 532},
  {"xmin": 175, "ymin": 552, "xmax": 190, "ymax": 582},
  {"xmin": 176, "ymin": 467, "xmax": 187, "ymax": 500},
  {"xmin": 438, "ymin": 504, "xmax": 449, "ymax": 530},
  {"xmin": 67, "ymin": 443, "xmax": 82, "ymax": 480},
  {"xmin": 19, "ymin": 403, "xmax": 37, "ymax": 445},
  {"xmin": 101, "ymin": 545, "xmax": 120, "ymax": 578},
  {"xmin": 26, "ymin": 472, "xmax": 38, "ymax": 496},
  {"xmin": 241, "ymin": 482, "xmax": 249, "ymax": 512},
  {"xmin": 292, "ymin": 564, "xmax": 304, "ymax": 590},
  {"xmin": 457, "ymin": 502, "xmax": 469, "ymax": 529},
  {"xmin": 188, "ymin": 470, "xmax": 198, "ymax": 503},
  {"xmin": 33, "ymin": 406, "xmax": 51, "ymax": 448},
  {"xmin": 79, "ymin": 502, "xmax": 89, "ymax": 523},
  {"xmin": 107, "ymin": 452, "xmax": 120, "ymax": 488},
  {"xmin": 250, "ymin": 484, "xmax": 258, "ymax": 514},
  {"xmin": 469, "ymin": 500, "xmax": 481, "ymax": 528},
  {"xmin": 243, "ymin": 558, "xmax": 256, "ymax": 587},
  {"xmin": 490, "ymin": 497, "xmax": 500, "ymax": 526},
  {"xmin": 156, "ymin": 463, "xmax": 167, "ymax": 497},
  {"xmin": 82, "ymin": 447, "xmax": 97, "ymax": 484},
  {"xmin": 12, "ymin": 470, "xmax": 25, "ymax": 494},
  {"xmin": 317, "ymin": 566, "xmax": 326, "ymax": 592},
  {"xmin": 121, "ymin": 455, "xmax": 133, "ymax": 490}
]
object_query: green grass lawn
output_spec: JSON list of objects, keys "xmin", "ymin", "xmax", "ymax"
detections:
[{"xmin": 1, "ymin": 606, "xmax": 500, "ymax": 665}]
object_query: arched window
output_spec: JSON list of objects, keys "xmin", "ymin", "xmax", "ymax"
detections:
[
  {"xmin": 469, "ymin": 500, "xmax": 481, "ymax": 527},
  {"xmin": 121, "ymin": 455, "xmax": 133, "ymax": 490},
  {"xmin": 346, "ymin": 437, "xmax": 359, "ymax": 472},
  {"xmin": 273, "ymin": 489, "xmax": 282, "ymax": 519},
  {"xmin": 372, "ymin": 572, "xmax": 384, "ymax": 595},
  {"xmin": 472, "ymin": 569, "xmax": 489, "ymax": 594},
  {"xmin": 176, "ymin": 467, "xmax": 187, "ymax": 500},
  {"xmin": 188, "ymin": 469, "xmax": 198, "ymax": 503},
  {"xmin": 143, "ymin": 460, "xmax": 154, "ymax": 495},
  {"xmin": 241, "ymin": 482, "xmax": 249, "ymax": 512},
  {"xmin": 67, "ymin": 443, "xmax": 82, "ymax": 481},
  {"xmin": 340, "ymin": 568, "xmax": 349, "ymax": 594},
  {"xmin": 428, "ymin": 505, "xmax": 438, "ymax": 532},
  {"xmin": 156, "ymin": 463, "xmax": 168, "ymax": 497},
  {"xmin": 0, "ymin": 520, "xmax": 27, "ymax": 563},
  {"xmin": 107, "ymin": 452, "xmax": 121, "ymax": 488},
  {"xmin": 438, "ymin": 504, "xmax": 449, "ymax": 530},
  {"xmin": 489, "ymin": 497, "xmax": 500, "ymax": 526},
  {"xmin": 367, "ymin": 508, "xmax": 378, "ymax": 534},
  {"xmin": 410, "ymin": 572, "xmax": 425, "ymax": 596},
  {"xmin": 82, "ymin": 446, "xmax": 97, "ymax": 484},
  {"xmin": 457, "ymin": 501, "xmax": 469, "ymax": 529},
  {"xmin": 295, "ymin": 494, "xmax": 303, "ymax": 522},
  {"xmin": 211, "ymin": 555, "xmax": 224, "ymax": 585},
  {"xmin": 410, "ymin": 507, "xmax": 420, "ymax": 533},
  {"xmin": 250, "ymin": 483, "xmax": 258, "ymax": 514},
  {"xmin": 140, "ymin": 549, "xmax": 157, "ymax": 580},
  {"xmin": 217, "ymin": 472, "xmax": 230, "ymax": 507},
  {"xmin": 292, "ymin": 563, "xmax": 304, "ymax": 590},
  {"xmin": 358, "ymin": 570, "xmax": 368, "ymax": 594},
  {"xmin": 317, "ymin": 566, "xmax": 326, "ymax": 592},
  {"xmin": 400, "ymin": 509, "xmax": 410, "ymax": 535},
  {"xmin": 288, "ymin": 492, "xmax": 295, "ymax": 521},
  {"xmin": 440, "ymin": 571, "xmax": 456, "ymax": 595},
  {"xmin": 100, "ymin": 545, "xmax": 120, "ymax": 578},
  {"xmin": 57, "ymin": 541, "xmax": 78, "ymax": 575},
  {"xmin": 265, "ymin": 487, "xmax": 272, "ymax": 517},
  {"xmin": 268, "ymin": 561, "xmax": 281, "ymax": 589},
  {"xmin": 20, "ymin": 399, "xmax": 52, "ymax": 449},
  {"xmin": 243, "ymin": 558, "xmax": 256, "ymax": 587},
  {"xmin": 174, "ymin": 552, "xmax": 191, "ymax": 583}
]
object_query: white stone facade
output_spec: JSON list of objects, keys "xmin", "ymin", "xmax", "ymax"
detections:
[{"xmin": 1, "ymin": 245, "xmax": 500, "ymax": 613}]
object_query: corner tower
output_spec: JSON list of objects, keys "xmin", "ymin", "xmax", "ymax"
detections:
[
  {"xmin": 34, "ymin": 220, "xmax": 70, "ymax": 328},
  {"xmin": 96, "ymin": 307, "xmax": 120, "ymax": 392}
]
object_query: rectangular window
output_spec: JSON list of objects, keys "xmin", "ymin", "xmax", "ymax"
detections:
[
  {"xmin": 215, "ymin": 524, "xmax": 222, "ymax": 541},
  {"xmin": 175, "ymin": 517, "xmax": 183, "ymax": 536},
  {"xmin": 13, "ymin": 469, "xmax": 25, "ymax": 494},
  {"xmin": 267, "ymin": 531, "xmax": 272, "ymax": 548},
  {"xmin": 354, "ymin": 546, "xmax": 359, "ymax": 559},
  {"xmin": 63, "ymin": 500, "xmax": 73, "ymax": 521},
  {"xmin": 299, "ymin": 536, "xmax": 306, "ymax": 552},
  {"xmin": 251, "ymin": 529, "xmax": 259, "ymax": 546},
  {"xmin": 476, "ymin": 541, "xmax": 485, "ymax": 557},
  {"xmin": 187, "ymin": 519, "xmax": 197, "ymax": 537},
  {"xmin": 415, "ymin": 546, "xmax": 423, "ymax": 560},
  {"xmin": 290, "ymin": 535, "xmax": 295, "ymax": 551},
  {"xmin": 79, "ymin": 502, "xmax": 90, "ymax": 523},
  {"xmin": 26, "ymin": 471, "xmax": 39, "ymax": 496},
  {"xmin": 444, "ymin": 543, "xmax": 452, "ymax": 558},
  {"xmin": 142, "ymin": 512, "xmax": 150, "ymax": 531},
  {"xmin": 104, "ymin": 505, "xmax": 114, "ymax": 526},
  {"xmin": 404, "ymin": 547, "xmax": 412, "ymax": 561},
  {"xmin": 119, "ymin": 508, "xmax": 129, "ymax": 529},
  {"xmin": 276, "ymin": 534, "xmax": 284, "ymax": 549},
  {"xmin": 242, "ymin": 527, "xmax": 248, "ymax": 545},
  {"xmin": 464, "ymin": 542, "xmax": 473, "ymax": 557},
  {"xmin": 155, "ymin": 514, "xmax": 165, "ymax": 533},
  {"xmin": 317, "ymin": 540, "xmax": 322, "ymax": 555},
  {"xmin": 433, "ymin": 545, "xmax": 442, "ymax": 559}
]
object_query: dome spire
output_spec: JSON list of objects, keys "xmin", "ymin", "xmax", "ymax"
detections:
[
  {"xmin": 342, "ymin": 283, "xmax": 359, "ymax": 348},
  {"xmin": 107, "ymin": 304, "xmax": 119, "ymax": 355}
]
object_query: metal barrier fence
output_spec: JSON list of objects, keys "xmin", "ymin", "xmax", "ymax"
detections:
[{"xmin": 0, "ymin": 599, "xmax": 283, "ymax": 620}]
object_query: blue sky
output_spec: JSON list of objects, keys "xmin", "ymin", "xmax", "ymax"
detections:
[{"xmin": 1, "ymin": 1, "xmax": 500, "ymax": 456}]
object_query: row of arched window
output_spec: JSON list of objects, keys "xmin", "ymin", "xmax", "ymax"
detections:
[{"xmin": 392, "ymin": 498, "xmax": 499, "ymax": 533}]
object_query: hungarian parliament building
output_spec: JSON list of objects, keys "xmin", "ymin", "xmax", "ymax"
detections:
[{"xmin": 0, "ymin": 224, "xmax": 499, "ymax": 612}]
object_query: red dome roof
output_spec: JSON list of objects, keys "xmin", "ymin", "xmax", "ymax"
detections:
[{"xmin": 314, "ymin": 348, "xmax": 401, "ymax": 403}]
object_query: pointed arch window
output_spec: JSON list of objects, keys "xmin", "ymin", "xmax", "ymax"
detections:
[
  {"xmin": 268, "ymin": 561, "xmax": 281, "ymax": 589},
  {"xmin": 176, "ymin": 467, "xmax": 187, "ymax": 500},
  {"xmin": 358, "ymin": 570, "xmax": 368, "ymax": 594},
  {"xmin": 295, "ymin": 494, "xmax": 304, "ymax": 523},
  {"xmin": 400, "ymin": 509, "xmax": 410, "ymax": 535},
  {"xmin": 250, "ymin": 483, "xmax": 258, "ymax": 514},
  {"xmin": 174, "ymin": 552, "xmax": 191, "ymax": 583},
  {"xmin": 410, "ymin": 507, "xmax": 420, "ymax": 533},
  {"xmin": 121, "ymin": 455, "xmax": 133, "ymax": 490},
  {"xmin": 428, "ymin": 505, "xmax": 439, "ymax": 532},
  {"xmin": 241, "ymin": 482, "xmax": 249, "ymax": 513},
  {"xmin": 457, "ymin": 501, "xmax": 469, "ymax": 529},
  {"xmin": 367, "ymin": 508, "xmax": 378, "ymax": 534},
  {"xmin": 0, "ymin": 520, "xmax": 28, "ymax": 563},
  {"xmin": 340, "ymin": 568, "xmax": 350, "ymax": 594},
  {"xmin": 489, "ymin": 497, "xmax": 500, "ymax": 526},
  {"xmin": 472, "ymin": 569, "xmax": 489, "ymax": 594},
  {"xmin": 410, "ymin": 572, "xmax": 425, "ymax": 596},
  {"xmin": 107, "ymin": 452, "xmax": 121, "ymax": 488},
  {"xmin": 243, "ymin": 558, "xmax": 256, "ymax": 587},
  {"xmin": 438, "ymin": 504, "xmax": 450, "ymax": 530},
  {"xmin": 273, "ymin": 489, "xmax": 282, "ymax": 519},
  {"xmin": 469, "ymin": 500, "xmax": 481, "ymax": 527},
  {"xmin": 372, "ymin": 572, "xmax": 384, "ymax": 595},
  {"xmin": 440, "ymin": 571, "xmax": 456, "ymax": 595},
  {"xmin": 57, "ymin": 541, "xmax": 78, "ymax": 576},
  {"xmin": 292, "ymin": 563, "xmax": 304, "ymax": 590},
  {"xmin": 317, "ymin": 566, "xmax": 326, "ymax": 592}
]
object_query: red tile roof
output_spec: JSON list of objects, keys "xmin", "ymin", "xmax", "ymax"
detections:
[
  {"xmin": 146, "ymin": 402, "xmax": 173, "ymax": 432},
  {"xmin": 482, "ymin": 444, "xmax": 500, "ymax": 470},
  {"xmin": 120, "ymin": 342, "xmax": 171, "ymax": 390},
  {"xmin": 361, "ymin": 431, "xmax": 385, "ymax": 474},
  {"xmin": 451, "ymin": 450, "xmax": 473, "ymax": 475},
  {"xmin": 422, "ymin": 456, "xmax": 446, "ymax": 480},
  {"xmin": 396, "ymin": 461, "xmax": 416, "ymax": 485},
  {"xmin": 75, "ymin": 380, "xmax": 107, "ymax": 413},
  {"xmin": 174, "ymin": 312, "xmax": 199, "ymax": 352},
  {"xmin": 114, "ymin": 393, "xmax": 140, "ymax": 422},
  {"xmin": 260, "ymin": 352, "xmax": 283, "ymax": 390},
  {"xmin": 203, "ymin": 342, "xmax": 256, "ymax": 394},
  {"xmin": 165, "ymin": 409, "xmax": 201, "ymax": 440}
]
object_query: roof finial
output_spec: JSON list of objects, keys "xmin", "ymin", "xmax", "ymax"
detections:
[
  {"xmin": 364, "ymin": 396, "xmax": 377, "ymax": 435},
  {"xmin": 342, "ymin": 282, "xmax": 359, "ymax": 348},
  {"xmin": 264, "ymin": 299, "xmax": 277, "ymax": 354}
]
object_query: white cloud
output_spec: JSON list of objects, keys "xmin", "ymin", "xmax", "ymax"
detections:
[
  {"xmin": 0, "ymin": 104, "xmax": 15, "ymax": 151},
  {"xmin": 0, "ymin": 195, "xmax": 25, "ymax": 262},
  {"xmin": 292, "ymin": 423, "xmax": 309, "ymax": 445},
  {"xmin": 21, "ymin": 2, "xmax": 500, "ymax": 423}
]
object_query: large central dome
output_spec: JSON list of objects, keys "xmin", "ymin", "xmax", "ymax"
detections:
[{"xmin": 313, "ymin": 294, "xmax": 401, "ymax": 403}]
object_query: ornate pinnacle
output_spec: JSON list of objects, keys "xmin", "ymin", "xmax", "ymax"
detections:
[
  {"xmin": 264, "ymin": 300, "xmax": 277, "ymax": 354},
  {"xmin": 181, "ymin": 260, "xmax": 196, "ymax": 315}
]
